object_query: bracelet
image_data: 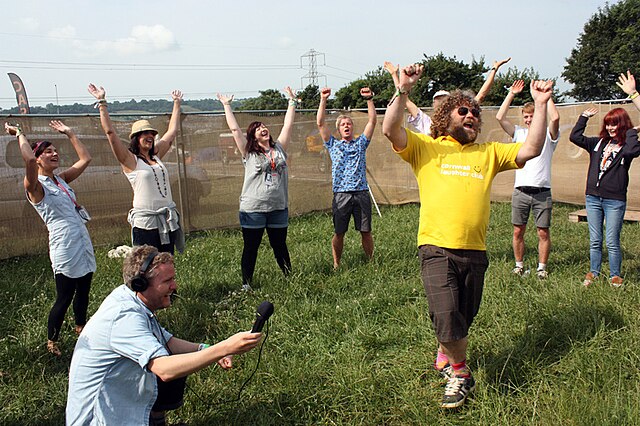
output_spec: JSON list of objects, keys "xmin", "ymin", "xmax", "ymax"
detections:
[
  {"xmin": 93, "ymin": 99, "xmax": 107, "ymax": 109},
  {"xmin": 16, "ymin": 129, "xmax": 23, "ymax": 137},
  {"xmin": 362, "ymin": 91, "xmax": 375, "ymax": 100},
  {"xmin": 198, "ymin": 343, "xmax": 210, "ymax": 351},
  {"xmin": 396, "ymin": 86, "xmax": 409, "ymax": 95},
  {"xmin": 288, "ymin": 99, "xmax": 297, "ymax": 107},
  {"xmin": 630, "ymin": 92, "xmax": 639, "ymax": 100}
]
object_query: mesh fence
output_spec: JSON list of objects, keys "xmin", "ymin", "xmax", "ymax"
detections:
[{"xmin": 2, "ymin": 102, "xmax": 639, "ymax": 259}]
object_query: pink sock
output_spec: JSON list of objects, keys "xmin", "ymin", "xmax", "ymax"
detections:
[
  {"xmin": 451, "ymin": 360, "xmax": 470, "ymax": 378},
  {"xmin": 435, "ymin": 351, "xmax": 449, "ymax": 370}
]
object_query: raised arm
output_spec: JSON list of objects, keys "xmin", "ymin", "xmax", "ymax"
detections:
[
  {"xmin": 155, "ymin": 90, "xmax": 183, "ymax": 159},
  {"xmin": 6, "ymin": 123, "xmax": 43, "ymax": 203},
  {"xmin": 217, "ymin": 93, "xmax": 248, "ymax": 157},
  {"xmin": 569, "ymin": 108, "xmax": 598, "ymax": 149},
  {"xmin": 317, "ymin": 87, "xmax": 332, "ymax": 142},
  {"xmin": 88, "ymin": 83, "xmax": 137, "ymax": 172},
  {"xmin": 476, "ymin": 57, "xmax": 511, "ymax": 103},
  {"xmin": 276, "ymin": 86, "xmax": 297, "ymax": 151},
  {"xmin": 547, "ymin": 97, "xmax": 560, "ymax": 140},
  {"xmin": 361, "ymin": 87, "xmax": 377, "ymax": 141},
  {"xmin": 616, "ymin": 70, "xmax": 640, "ymax": 112},
  {"xmin": 495, "ymin": 80, "xmax": 524, "ymax": 138},
  {"xmin": 515, "ymin": 80, "xmax": 553, "ymax": 167},
  {"xmin": 382, "ymin": 64, "xmax": 424, "ymax": 151},
  {"xmin": 148, "ymin": 331, "xmax": 261, "ymax": 381},
  {"xmin": 50, "ymin": 120, "xmax": 92, "ymax": 184}
]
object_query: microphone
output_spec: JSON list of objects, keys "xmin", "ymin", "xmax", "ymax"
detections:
[{"xmin": 251, "ymin": 301, "xmax": 274, "ymax": 332}]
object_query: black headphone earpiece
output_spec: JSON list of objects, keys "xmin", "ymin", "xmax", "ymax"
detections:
[{"xmin": 130, "ymin": 251, "xmax": 158, "ymax": 292}]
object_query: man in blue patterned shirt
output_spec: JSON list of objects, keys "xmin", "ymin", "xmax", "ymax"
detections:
[{"xmin": 317, "ymin": 87, "xmax": 377, "ymax": 269}]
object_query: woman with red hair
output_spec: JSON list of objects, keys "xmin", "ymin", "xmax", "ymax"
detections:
[
  {"xmin": 217, "ymin": 88, "xmax": 297, "ymax": 290},
  {"xmin": 570, "ymin": 72, "xmax": 640, "ymax": 287}
]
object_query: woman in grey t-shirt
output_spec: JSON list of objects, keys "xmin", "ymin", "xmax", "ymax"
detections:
[{"xmin": 218, "ymin": 87, "xmax": 297, "ymax": 290}]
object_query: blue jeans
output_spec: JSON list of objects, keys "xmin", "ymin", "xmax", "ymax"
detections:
[{"xmin": 585, "ymin": 195, "xmax": 626, "ymax": 277}]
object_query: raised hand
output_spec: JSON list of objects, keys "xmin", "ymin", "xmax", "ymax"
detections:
[
  {"xmin": 398, "ymin": 64, "xmax": 424, "ymax": 91},
  {"xmin": 4, "ymin": 122, "xmax": 20, "ymax": 136},
  {"xmin": 49, "ymin": 120, "xmax": 71, "ymax": 134},
  {"xmin": 493, "ymin": 57, "xmax": 511, "ymax": 69},
  {"xmin": 582, "ymin": 107, "xmax": 598, "ymax": 118},
  {"xmin": 171, "ymin": 90, "xmax": 183, "ymax": 102},
  {"xmin": 383, "ymin": 61, "xmax": 399, "ymax": 76},
  {"xmin": 216, "ymin": 93, "xmax": 234, "ymax": 105},
  {"xmin": 87, "ymin": 83, "xmax": 106, "ymax": 100},
  {"xmin": 284, "ymin": 86, "xmax": 296, "ymax": 100},
  {"xmin": 360, "ymin": 87, "xmax": 374, "ymax": 99},
  {"xmin": 510, "ymin": 80, "xmax": 525, "ymax": 94},
  {"xmin": 320, "ymin": 87, "xmax": 331, "ymax": 100},
  {"xmin": 530, "ymin": 80, "xmax": 553, "ymax": 104},
  {"xmin": 616, "ymin": 70, "xmax": 637, "ymax": 96}
]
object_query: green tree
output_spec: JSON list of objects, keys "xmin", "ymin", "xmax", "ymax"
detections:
[
  {"xmin": 297, "ymin": 84, "xmax": 322, "ymax": 110},
  {"xmin": 239, "ymin": 89, "xmax": 287, "ymax": 110},
  {"xmin": 332, "ymin": 68, "xmax": 395, "ymax": 109},
  {"xmin": 481, "ymin": 67, "xmax": 542, "ymax": 106},
  {"xmin": 563, "ymin": 0, "xmax": 640, "ymax": 101}
]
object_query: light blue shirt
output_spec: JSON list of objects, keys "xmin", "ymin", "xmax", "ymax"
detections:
[
  {"xmin": 66, "ymin": 285, "xmax": 172, "ymax": 426},
  {"xmin": 30, "ymin": 174, "xmax": 96, "ymax": 278},
  {"xmin": 324, "ymin": 134, "xmax": 370, "ymax": 193}
]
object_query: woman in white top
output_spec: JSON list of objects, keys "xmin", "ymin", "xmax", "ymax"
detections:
[
  {"xmin": 88, "ymin": 84, "xmax": 184, "ymax": 254},
  {"xmin": 6, "ymin": 120, "xmax": 95, "ymax": 356},
  {"xmin": 217, "ymin": 87, "xmax": 296, "ymax": 290}
]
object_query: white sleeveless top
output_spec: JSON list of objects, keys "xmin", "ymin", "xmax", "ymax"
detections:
[{"xmin": 125, "ymin": 157, "xmax": 174, "ymax": 210}]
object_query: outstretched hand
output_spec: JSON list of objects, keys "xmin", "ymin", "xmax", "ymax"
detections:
[
  {"xmin": 320, "ymin": 87, "xmax": 331, "ymax": 100},
  {"xmin": 4, "ymin": 122, "xmax": 19, "ymax": 136},
  {"xmin": 582, "ymin": 107, "xmax": 598, "ymax": 118},
  {"xmin": 171, "ymin": 90, "xmax": 183, "ymax": 102},
  {"xmin": 493, "ymin": 57, "xmax": 511, "ymax": 70},
  {"xmin": 510, "ymin": 80, "xmax": 525, "ymax": 94},
  {"xmin": 49, "ymin": 120, "xmax": 71, "ymax": 134},
  {"xmin": 216, "ymin": 93, "xmax": 234, "ymax": 105},
  {"xmin": 530, "ymin": 80, "xmax": 553, "ymax": 104},
  {"xmin": 616, "ymin": 70, "xmax": 637, "ymax": 96},
  {"xmin": 284, "ymin": 86, "xmax": 296, "ymax": 100},
  {"xmin": 87, "ymin": 83, "xmax": 106, "ymax": 100},
  {"xmin": 383, "ymin": 61, "xmax": 399, "ymax": 76},
  {"xmin": 398, "ymin": 64, "xmax": 424, "ymax": 91}
]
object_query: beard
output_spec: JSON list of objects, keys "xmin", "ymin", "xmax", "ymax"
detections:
[{"xmin": 448, "ymin": 124, "xmax": 478, "ymax": 145}]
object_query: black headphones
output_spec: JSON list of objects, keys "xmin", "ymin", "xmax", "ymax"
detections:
[{"xmin": 129, "ymin": 251, "xmax": 158, "ymax": 292}]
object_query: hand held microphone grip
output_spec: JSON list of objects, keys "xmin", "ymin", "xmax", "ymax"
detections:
[{"xmin": 251, "ymin": 301, "xmax": 274, "ymax": 332}]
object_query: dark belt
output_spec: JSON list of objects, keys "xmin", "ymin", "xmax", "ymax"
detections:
[{"xmin": 516, "ymin": 186, "xmax": 550, "ymax": 194}]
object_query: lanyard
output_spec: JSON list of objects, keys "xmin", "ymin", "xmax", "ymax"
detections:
[
  {"xmin": 264, "ymin": 148, "xmax": 276, "ymax": 170},
  {"xmin": 52, "ymin": 176, "xmax": 80, "ymax": 208}
]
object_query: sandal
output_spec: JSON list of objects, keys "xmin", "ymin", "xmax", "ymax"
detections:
[{"xmin": 47, "ymin": 340, "xmax": 61, "ymax": 357}]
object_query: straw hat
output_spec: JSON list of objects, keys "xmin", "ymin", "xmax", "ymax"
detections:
[{"xmin": 129, "ymin": 120, "xmax": 158, "ymax": 139}]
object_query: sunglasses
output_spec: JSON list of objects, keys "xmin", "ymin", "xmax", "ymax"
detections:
[{"xmin": 457, "ymin": 106, "xmax": 480, "ymax": 118}]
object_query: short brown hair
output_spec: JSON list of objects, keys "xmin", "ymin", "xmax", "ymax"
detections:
[
  {"xmin": 522, "ymin": 102, "xmax": 535, "ymax": 114},
  {"xmin": 335, "ymin": 115, "xmax": 353, "ymax": 130},
  {"xmin": 122, "ymin": 245, "xmax": 174, "ymax": 288}
]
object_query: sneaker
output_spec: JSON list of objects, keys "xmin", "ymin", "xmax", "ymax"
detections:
[
  {"xmin": 582, "ymin": 272, "xmax": 596, "ymax": 287},
  {"xmin": 434, "ymin": 363, "xmax": 454, "ymax": 379},
  {"xmin": 611, "ymin": 276, "xmax": 624, "ymax": 288},
  {"xmin": 241, "ymin": 284, "xmax": 253, "ymax": 292},
  {"xmin": 512, "ymin": 266, "xmax": 524, "ymax": 276},
  {"xmin": 536, "ymin": 269, "xmax": 549, "ymax": 279},
  {"xmin": 441, "ymin": 374, "xmax": 476, "ymax": 409}
]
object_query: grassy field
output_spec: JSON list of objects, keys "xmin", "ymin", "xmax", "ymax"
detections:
[{"xmin": 1, "ymin": 202, "xmax": 640, "ymax": 425}]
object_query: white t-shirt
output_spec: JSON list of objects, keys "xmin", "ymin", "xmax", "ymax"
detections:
[{"xmin": 512, "ymin": 125, "xmax": 559, "ymax": 188}]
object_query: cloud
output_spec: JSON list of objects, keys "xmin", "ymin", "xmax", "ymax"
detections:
[
  {"xmin": 19, "ymin": 17, "xmax": 40, "ymax": 32},
  {"xmin": 277, "ymin": 36, "xmax": 294, "ymax": 48},
  {"xmin": 48, "ymin": 24, "xmax": 177, "ymax": 57}
]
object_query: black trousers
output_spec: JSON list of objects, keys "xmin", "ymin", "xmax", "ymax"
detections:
[
  {"xmin": 48, "ymin": 272, "xmax": 93, "ymax": 341},
  {"xmin": 241, "ymin": 227, "xmax": 291, "ymax": 285}
]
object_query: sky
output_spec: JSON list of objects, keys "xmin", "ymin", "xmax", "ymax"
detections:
[{"xmin": 0, "ymin": 0, "xmax": 616, "ymax": 109}]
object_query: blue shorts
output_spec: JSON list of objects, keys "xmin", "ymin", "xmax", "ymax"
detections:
[{"xmin": 239, "ymin": 208, "xmax": 289, "ymax": 229}]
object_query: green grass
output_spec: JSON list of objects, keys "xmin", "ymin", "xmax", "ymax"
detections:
[{"xmin": 2, "ymin": 202, "xmax": 640, "ymax": 425}]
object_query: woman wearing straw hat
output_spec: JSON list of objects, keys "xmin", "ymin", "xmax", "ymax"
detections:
[
  {"xmin": 6, "ymin": 120, "xmax": 96, "ymax": 357},
  {"xmin": 217, "ymin": 87, "xmax": 297, "ymax": 290},
  {"xmin": 88, "ymin": 84, "xmax": 184, "ymax": 254}
]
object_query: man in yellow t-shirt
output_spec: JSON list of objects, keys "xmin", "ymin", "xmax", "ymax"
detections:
[{"xmin": 382, "ymin": 63, "xmax": 553, "ymax": 409}]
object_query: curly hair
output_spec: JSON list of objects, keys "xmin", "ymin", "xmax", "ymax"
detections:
[
  {"xmin": 122, "ymin": 245, "xmax": 174, "ymax": 289},
  {"xmin": 430, "ymin": 90, "xmax": 482, "ymax": 139},
  {"xmin": 246, "ymin": 121, "xmax": 275, "ymax": 154},
  {"xmin": 600, "ymin": 108, "xmax": 634, "ymax": 145}
]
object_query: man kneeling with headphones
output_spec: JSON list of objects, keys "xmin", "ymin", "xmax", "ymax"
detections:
[{"xmin": 66, "ymin": 245, "xmax": 262, "ymax": 426}]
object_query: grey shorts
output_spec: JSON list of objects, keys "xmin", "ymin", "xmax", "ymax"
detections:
[
  {"xmin": 511, "ymin": 187, "xmax": 552, "ymax": 228},
  {"xmin": 332, "ymin": 191, "xmax": 372, "ymax": 234},
  {"xmin": 419, "ymin": 245, "xmax": 488, "ymax": 343}
]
